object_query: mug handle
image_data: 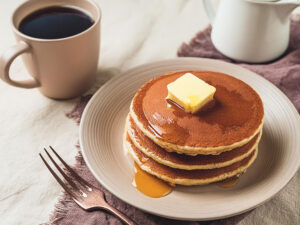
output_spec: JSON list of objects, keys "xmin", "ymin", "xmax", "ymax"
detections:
[
  {"xmin": 203, "ymin": 0, "xmax": 216, "ymax": 25},
  {"xmin": 0, "ymin": 41, "xmax": 40, "ymax": 88}
]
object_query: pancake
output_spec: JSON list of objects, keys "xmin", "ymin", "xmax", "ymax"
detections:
[
  {"xmin": 130, "ymin": 71, "xmax": 264, "ymax": 155},
  {"xmin": 125, "ymin": 133, "xmax": 258, "ymax": 186},
  {"xmin": 127, "ymin": 115, "xmax": 261, "ymax": 170}
]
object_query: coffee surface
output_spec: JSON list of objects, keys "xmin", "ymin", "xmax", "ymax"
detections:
[{"xmin": 19, "ymin": 6, "xmax": 93, "ymax": 39}]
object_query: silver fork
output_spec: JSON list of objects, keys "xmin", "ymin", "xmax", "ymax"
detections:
[{"xmin": 39, "ymin": 146, "xmax": 138, "ymax": 225}]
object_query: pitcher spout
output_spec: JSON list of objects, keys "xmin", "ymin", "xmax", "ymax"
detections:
[{"xmin": 275, "ymin": 0, "xmax": 300, "ymax": 19}]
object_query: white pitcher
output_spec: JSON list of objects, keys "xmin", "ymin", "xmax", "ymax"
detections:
[{"xmin": 203, "ymin": 0, "xmax": 300, "ymax": 63}]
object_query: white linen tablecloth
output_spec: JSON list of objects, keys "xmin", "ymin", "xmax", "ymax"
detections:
[{"xmin": 0, "ymin": 1, "xmax": 299, "ymax": 224}]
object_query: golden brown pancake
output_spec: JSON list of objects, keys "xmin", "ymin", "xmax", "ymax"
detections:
[
  {"xmin": 127, "ymin": 115, "xmax": 261, "ymax": 170},
  {"xmin": 125, "ymin": 133, "xmax": 258, "ymax": 186},
  {"xmin": 130, "ymin": 71, "xmax": 264, "ymax": 155}
]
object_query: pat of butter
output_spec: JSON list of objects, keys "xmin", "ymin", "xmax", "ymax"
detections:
[{"xmin": 166, "ymin": 73, "xmax": 216, "ymax": 113}]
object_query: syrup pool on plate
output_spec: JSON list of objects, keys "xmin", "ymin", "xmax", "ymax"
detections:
[{"xmin": 133, "ymin": 163, "xmax": 172, "ymax": 198}]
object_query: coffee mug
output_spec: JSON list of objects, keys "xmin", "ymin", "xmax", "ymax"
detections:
[{"xmin": 0, "ymin": 0, "xmax": 101, "ymax": 99}]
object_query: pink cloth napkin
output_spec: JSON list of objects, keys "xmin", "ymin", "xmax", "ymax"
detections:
[{"xmin": 45, "ymin": 16, "xmax": 300, "ymax": 225}]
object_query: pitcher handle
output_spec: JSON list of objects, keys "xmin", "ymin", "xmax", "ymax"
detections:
[
  {"xmin": 203, "ymin": 0, "xmax": 216, "ymax": 25},
  {"xmin": 0, "ymin": 41, "xmax": 40, "ymax": 88}
]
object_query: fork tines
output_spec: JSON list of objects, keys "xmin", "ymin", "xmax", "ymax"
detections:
[{"xmin": 39, "ymin": 146, "xmax": 91, "ymax": 199}]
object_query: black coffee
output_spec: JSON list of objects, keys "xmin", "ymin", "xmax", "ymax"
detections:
[{"xmin": 19, "ymin": 6, "xmax": 94, "ymax": 39}]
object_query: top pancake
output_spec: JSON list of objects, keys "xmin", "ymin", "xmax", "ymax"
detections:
[{"xmin": 130, "ymin": 71, "xmax": 264, "ymax": 155}]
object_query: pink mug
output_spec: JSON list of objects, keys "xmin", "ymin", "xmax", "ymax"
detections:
[{"xmin": 0, "ymin": 0, "xmax": 101, "ymax": 99}]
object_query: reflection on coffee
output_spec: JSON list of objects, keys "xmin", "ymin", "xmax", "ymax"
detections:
[{"xmin": 19, "ymin": 6, "xmax": 94, "ymax": 39}]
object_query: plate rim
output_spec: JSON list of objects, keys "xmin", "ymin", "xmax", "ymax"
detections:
[{"xmin": 79, "ymin": 57, "xmax": 300, "ymax": 221}]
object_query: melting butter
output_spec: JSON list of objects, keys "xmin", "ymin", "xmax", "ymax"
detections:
[{"xmin": 166, "ymin": 73, "xmax": 216, "ymax": 113}]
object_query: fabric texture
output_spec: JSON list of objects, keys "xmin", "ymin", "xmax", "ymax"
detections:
[{"xmin": 47, "ymin": 16, "xmax": 300, "ymax": 225}]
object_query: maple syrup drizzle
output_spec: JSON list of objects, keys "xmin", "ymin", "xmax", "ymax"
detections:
[
  {"xmin": 133, "ymin": 163, "xmax": 172, "ymax": 198},
  {"xmin": 216, "ymin": 176, "xmax": 239, "ymax": 188}
]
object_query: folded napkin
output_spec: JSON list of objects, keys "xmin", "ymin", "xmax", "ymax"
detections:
[{"xmin": 46, "ymin": 16, "xmax": 300, "ymax": 225}]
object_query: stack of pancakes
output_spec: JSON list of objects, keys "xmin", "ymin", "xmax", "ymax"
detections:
[{"xmin": 124, "ymin": 71, "xmax": 264, "ymax": 186}]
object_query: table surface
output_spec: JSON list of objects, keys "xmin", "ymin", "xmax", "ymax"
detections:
[{"xmin": 0, "ymin": 1, "xmax": 299, "ymax": 225}]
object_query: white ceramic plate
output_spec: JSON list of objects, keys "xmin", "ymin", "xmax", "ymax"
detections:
[{"xmin": 79, "ymin": 58, "xmax": 300, "ymax": 221}]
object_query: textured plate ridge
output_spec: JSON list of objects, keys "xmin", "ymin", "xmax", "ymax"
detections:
[{"xmin": 80, "ymin": 58, "xmax": 300, "ymax": 221}]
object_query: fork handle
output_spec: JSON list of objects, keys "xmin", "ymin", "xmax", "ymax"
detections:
[{"xmin": 102, "ymin": 204, "xmax": 138, "ymax": 225}]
